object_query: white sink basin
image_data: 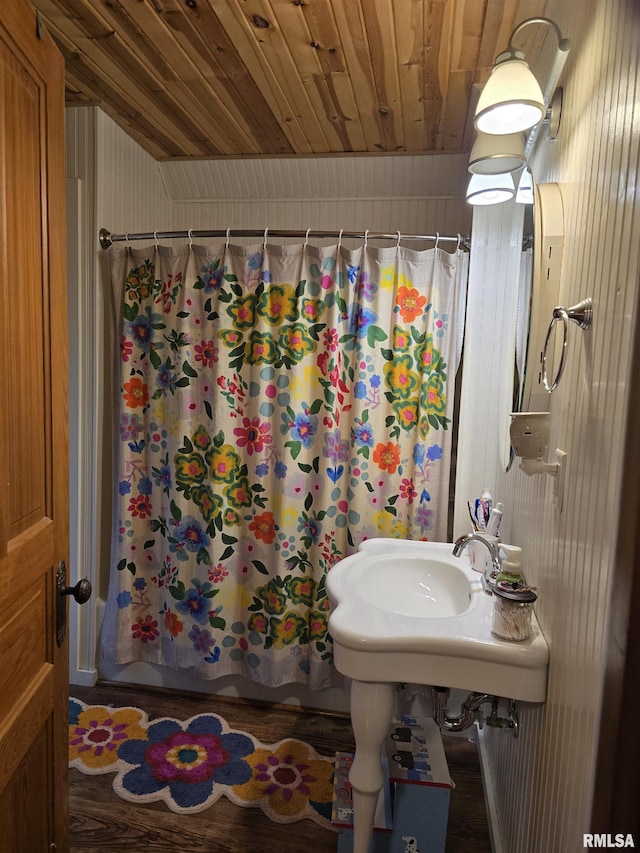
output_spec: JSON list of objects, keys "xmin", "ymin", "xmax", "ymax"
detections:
[
  {"xmin": 327, "ymin": 538, "xmax": 549, "ymax": 702},
  {"xmin": 351, "ymin": 552, "xmax": 472, "ymax": 617}
]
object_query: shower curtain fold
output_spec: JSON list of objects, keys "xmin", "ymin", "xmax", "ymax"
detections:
[{"xmin": 100, "ymin": 238, "xmax": 468, "ymax": 689}]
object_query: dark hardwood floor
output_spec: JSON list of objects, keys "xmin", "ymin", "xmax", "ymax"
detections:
[{"xmin": 69, "ymin": 683, "xmax": 492, "ymax": 853}]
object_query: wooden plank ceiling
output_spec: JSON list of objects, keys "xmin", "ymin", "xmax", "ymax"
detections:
[{"xmin": 30, "ymin": 0, "xmax": 554, "ymax": 161}]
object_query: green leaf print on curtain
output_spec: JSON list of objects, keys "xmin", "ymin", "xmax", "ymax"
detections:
[{"xmin": 101, "ymin": 239, "xmax": 468, "ymax": 689}]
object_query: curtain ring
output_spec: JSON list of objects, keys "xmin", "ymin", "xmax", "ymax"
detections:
[
  {"xmin": 225, "ymin": 227, "xmax": 230, "ymax": 250},
  {"xmin": 434, "ymin": 232, "xmax": 440, "ymax": 249},
  {"xmin": 456, "ymin": 233, "xmax": 462, "ymax": 251},
  {"xmin": 303, "ymin": 228, "xmax": 311, "ymax": 249},
  {"xmin": 153, "ymin": 231, "xmax": 159, "ymax": 250},
  {"xmin": 396, "ymin": 230, "xmax": 401, "ymax": 250},
  {"xmin": 263, "ymin": 228, "xmax": 268, "ymax": 252},
  {"xmin": 337, "ymin": 228, "xmax": 343, "ymax": 252},
  {"xmin": 363, "ymin": 229, "xmax": 369, "ymax": 250},
  {"xmin": 188, "ymin": 229, "xmax": 193, "ymax": 248},
  {"xmin": 125, "ymin": 233, "xmax": 131, "ymax": 253}
]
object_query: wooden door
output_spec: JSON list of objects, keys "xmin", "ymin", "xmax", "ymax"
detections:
[{"xmin": 0, "ymin": 1, "xmax": 68, "ymax": 850}]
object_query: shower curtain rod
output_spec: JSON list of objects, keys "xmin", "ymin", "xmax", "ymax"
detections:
[{"xmin": 99, "ymin": 226, "xmax": 470, "ymax": 251}]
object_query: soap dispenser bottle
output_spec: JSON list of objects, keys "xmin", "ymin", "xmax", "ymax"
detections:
[{"xmin": 496, "ymin": 544, "xmax": 524, "ymax": 586}]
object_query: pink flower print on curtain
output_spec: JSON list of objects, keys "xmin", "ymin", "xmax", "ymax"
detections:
[{"xmin": 101, "ymin": 240, "xmax": 468, "ymax": 690}]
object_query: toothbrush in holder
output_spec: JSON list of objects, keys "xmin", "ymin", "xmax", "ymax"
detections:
[{"xmin": 486, "ymin": 502, "xmax": 503, "ymax": 537}]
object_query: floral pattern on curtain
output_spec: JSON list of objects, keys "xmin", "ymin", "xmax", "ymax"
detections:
[{"xmin": 101, "ymin": 241, "xmax": 468, "ymax": 689}]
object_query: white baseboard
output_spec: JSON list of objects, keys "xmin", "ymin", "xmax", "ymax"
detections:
[
  {"xmin": 70, "ymin": 667, "xmax": 98, "ymax": 688},
  {"xmin": 477, "ymin": 727, "xmax": 502, "ymax": 853}
]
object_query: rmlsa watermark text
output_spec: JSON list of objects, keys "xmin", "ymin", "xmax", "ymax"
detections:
[{"xmin": 583, "ymin": 836, "xmax": 635, "ymax": 848}]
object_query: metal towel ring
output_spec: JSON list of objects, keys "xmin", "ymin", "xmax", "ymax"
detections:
[{"xmin": 542, "ymin": 297, "xmax": 593, "ymax": 392}]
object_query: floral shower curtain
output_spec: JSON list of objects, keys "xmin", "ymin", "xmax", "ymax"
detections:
[{"xmin": 101, "ymin": 238, "xmax": 468, "ymax": 689}]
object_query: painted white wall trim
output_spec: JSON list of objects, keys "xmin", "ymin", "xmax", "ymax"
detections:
[
  {"xmin": 164, "ymin": 195, "xmax": 464, "ymax": 204},
  {"xmin": 478, "ymin": 727, "xmax": 504, "ymax": 853},
  {"xmin": 66, "ymin": 172, "xmax": 98, "ymax": 687}
]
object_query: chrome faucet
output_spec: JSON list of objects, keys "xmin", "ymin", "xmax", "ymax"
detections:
[{"xmin": 452, "ymin": 533, "xmax": 501, "ymax": 594}]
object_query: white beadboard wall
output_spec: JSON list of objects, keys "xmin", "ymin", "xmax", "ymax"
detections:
[
  {"xmin": 161, "ymin": 153, "xmax": 470, "ymax": 200},
  {"xmin": 170, "ymin": 198, "xmax": 469, "ymax": 250},
  {"xmin": 95, "ymin": 108, "xmax": 173, "ymax": 235},
  {"xmin": 475, "ymin": 1, "xmax": 640, "ymax": 851},
  {"xmin": 164, "ymin": 152, "xmax": 472, "ymax": 248}
]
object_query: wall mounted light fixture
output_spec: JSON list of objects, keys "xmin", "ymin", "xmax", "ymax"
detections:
[
  {"xmin": 466, "ymin": 172, "xmax": 515, "ymax": 206},
  {"xmin": 515, "ymin": 168, "xmax": 534, "ymax": 204},
  {"xmin": 475, "ymin": 57, "xmax": 545, "ymax": 135},
  {"xmin": 474, "ymin": 18, "xmax": 571, "ymax": 136},
  {"xmin": 468, "ymin": 131, "xmax": 527, "ymax": 175},
  {"xmin": 465, "ymin": 18, "xmax": 571, "ymax": 206}
]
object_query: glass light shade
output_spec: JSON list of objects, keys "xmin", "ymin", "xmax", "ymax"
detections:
[
  {"xmin": 468, "ymin": 131, "xmax": 526, "ymax": 174},
  {"xmin": 475, "ymin": 58, "xmax": 545, "ymax": 135},
  {"xmin": 466, "ymin": 172, "xmax": 515, "ymax": 206},
  {"xmin": 516, "ymin": 168, "xmax": 534, "ymax": 204}
]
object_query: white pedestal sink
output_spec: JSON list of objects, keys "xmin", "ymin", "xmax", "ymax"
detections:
[{"xmin": 326, "ymin": 538, "xmax": 549, "ymax": 853}]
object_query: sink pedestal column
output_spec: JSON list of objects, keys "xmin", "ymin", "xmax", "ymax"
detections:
[{"xmin": 348, "ymin": 680, "xmax": 395, "ymax": 853}]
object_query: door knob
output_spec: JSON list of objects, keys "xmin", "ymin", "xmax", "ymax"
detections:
[
  {"xmin": 56, "ymin": 561, "xmax": 92, "ymax": 646},
  {"xmin": 60, "ymin": 577, "xmax": 92, "ymax": 604}
]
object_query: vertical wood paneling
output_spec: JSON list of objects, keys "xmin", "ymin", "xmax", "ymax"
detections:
[
  {"xmin": 212, "ymin": 0, "xmax": 333, "ymax": 153},
  {"xmin": 34, "ymin": 0, "xmax": 560, "ymax": 159},
  {"xmin": 476, "ymin": 2, "xmax": 640, "ymax": 851}
]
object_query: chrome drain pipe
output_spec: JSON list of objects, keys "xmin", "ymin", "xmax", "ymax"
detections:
[{"xmin": 432, "ymin": 687, "xmax": 493, "ymax": 732}]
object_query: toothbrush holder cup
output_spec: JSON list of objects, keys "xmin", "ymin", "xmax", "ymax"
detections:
[{"xmin": 468, "ymin": 534, "xmax": 500, "ymax": 575}]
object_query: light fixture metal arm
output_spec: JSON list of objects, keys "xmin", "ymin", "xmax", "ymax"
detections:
[
  {"xmin": 508, "ymin": 17, "xmax": 569, "ymax": 51},
  {"xmin": 505, "ymin": 17, "xmax": 571, "ymax": 156}
]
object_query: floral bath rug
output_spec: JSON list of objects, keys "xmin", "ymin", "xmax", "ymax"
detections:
[{"xmin": 68, "ymin": 697, "xmax": 334, "ymax": 827}]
